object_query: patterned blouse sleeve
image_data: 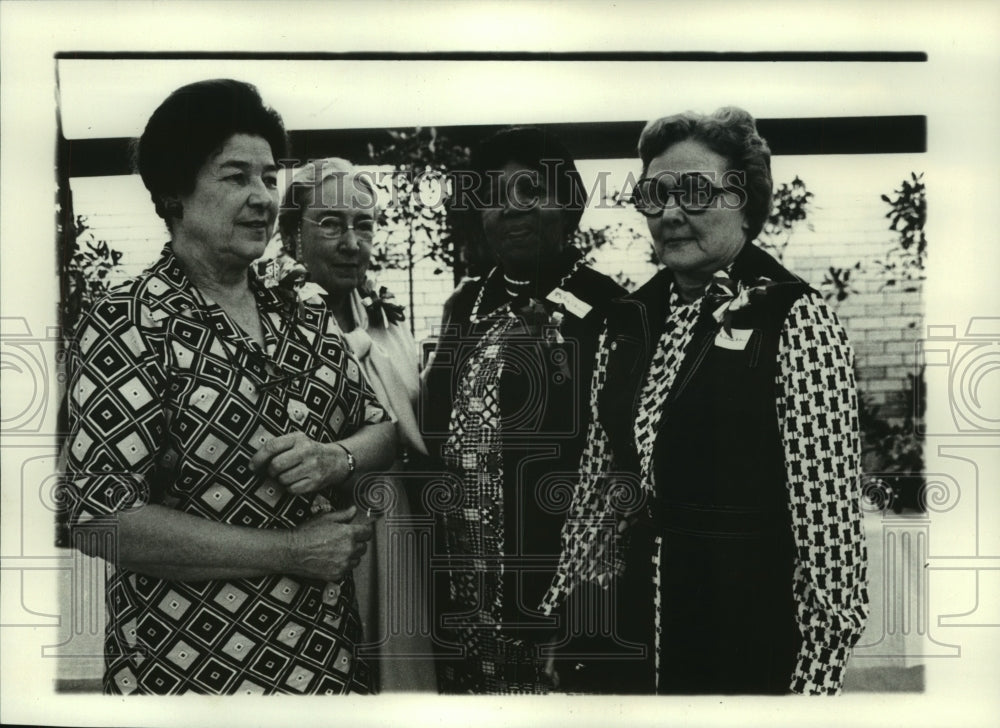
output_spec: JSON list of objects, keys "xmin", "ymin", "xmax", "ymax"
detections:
[
  {"xmin": 61, "ymin": 295, "xmax": 167, "ymax": 533},
  {"xmin": 540, "ymin": 328, "xmax": 621, "ymax": 614},
  {"xmin": 776, "ymin": 293, "xmax": 870, "ymax": 694}
]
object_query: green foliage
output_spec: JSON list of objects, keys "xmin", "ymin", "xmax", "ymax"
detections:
[
  {"xmin": 874, "ymin": 172, "xmax": 926, "ymax": 291},
  {"xmin": 821, "ymin": 172, "xmax": 927, "ymax": 302},
  {"xmin": 366, "ymin": 127, "xmax": 471, "ymax": 277},
  {"xmin": 858, "ymin": 371, "xmax": 926, "ymax": 513},
  {"xmin": 821, "ymin": 261, "xmax": 863, "ymax": 303},
  {"xmin": 60, "ymin": 215, "xmax": 124, "ymax": 336},
  {"xmin": 758, "ymin": 176, "xmax": 814, "ymax": 262},
  {"xmin": 825, "ymin": 172, "xmax": 927, "ymax": 512}
]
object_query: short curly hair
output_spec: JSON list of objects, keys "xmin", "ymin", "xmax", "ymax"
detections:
[
  {"xmin": 133, "ymin": 79, "xmax": 288, "ymax": 229},
  {"xmin": 638, "ymin": 107, "xmax": 772, "ymax": 241}
]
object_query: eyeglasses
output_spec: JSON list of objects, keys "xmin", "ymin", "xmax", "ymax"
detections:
[
  {"xmin": 303, "ymin": 215, "xmax": 376, "ymax": 241},
  {"xmin": 631, "ymin": 172, "xmax": 744, "ymax": 217}
]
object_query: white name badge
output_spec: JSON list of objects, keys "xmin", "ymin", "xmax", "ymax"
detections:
[
  {"xmin": 546, "ymin": 287, "xmax": 592, "ymax": 319},
  {"xmin": 714, "ymin": 328, "xmax": 754, "ymax": 350}
]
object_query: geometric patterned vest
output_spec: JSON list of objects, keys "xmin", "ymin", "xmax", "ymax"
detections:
[{"xmin": 598, "ymin": 243, "xmax": 812, "ymax": 694}]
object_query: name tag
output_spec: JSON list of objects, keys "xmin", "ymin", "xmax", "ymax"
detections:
[
  {"xmin": 546, "ymin": 287, "xmax": 592, "ymax": 319},
  {"xmin": 714, "ymin": 328, "xmax": 754, "ymax": 350}
]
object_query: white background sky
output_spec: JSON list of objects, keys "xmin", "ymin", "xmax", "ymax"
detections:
[
  {"xmin": 3, "ymin": 2, "xmax": 999, "ymax": 728},
  {"xmin": 56, "ymin": 57, "xmax": 930, "ymax": 139}
]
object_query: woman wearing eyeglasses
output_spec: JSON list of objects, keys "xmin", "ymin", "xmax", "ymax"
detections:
[
  {"xmin": 60, "ymin": 81, "xmax": 397, "ymax": 695},
  {"xmin": 541, "ymin": 107, "xmax": 870, "ymax": 695},
  {"xmin": 420, "ymin": 127, "xmax": 625, "ymax": 694},
  {"xmin": 273, "ymin": 157, "xmax": 437, "ymax": 692}
]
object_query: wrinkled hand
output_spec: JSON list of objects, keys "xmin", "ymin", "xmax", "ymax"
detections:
[
  {"xmin": 284, "ymin": 506, "xmax": 372, "ymax": 583},
  {"xmin": 251, "ymin": 432, "xmax": 350, "ymax": 495}
]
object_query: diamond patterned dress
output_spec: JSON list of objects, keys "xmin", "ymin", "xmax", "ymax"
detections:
[{"xmin": 62, "ymin": 245, "xmax": 388, "ymax": 695}]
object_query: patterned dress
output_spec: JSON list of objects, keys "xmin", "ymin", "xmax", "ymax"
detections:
[
  {"xmin": 542, "ymin": 248, "xmax": 869, "ymax": 695},
  {"xmin": 421, "ymin": 247, "xmax": 624, "ymax": 693},
  {"xmin": 61, "ymin": 245, "xmax": 388, "ymax": 695}
]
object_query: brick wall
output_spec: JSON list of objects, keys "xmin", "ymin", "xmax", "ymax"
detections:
[
  {"xmin": 774, "ymin": 154, "xmax": 924, "ymax": 421},
  {"xmin": 69, "ymin": 152, "xmax": 924, "ymax": 419}
]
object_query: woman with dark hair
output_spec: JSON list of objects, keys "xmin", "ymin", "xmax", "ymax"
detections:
[
  {"xmin": 61, "ymin": 79, "xmax": 396, "ymax": 695},
  {"xmin": 421, "ymin": 126, "xmax": 625, "ymax": 694},
  {"xmin": 265, "ymin": 157, "xmax": 436, "ymax": 691},
  {"xmin": 542, "ymin": 107, "xmax": 870, "ymax": 695}
]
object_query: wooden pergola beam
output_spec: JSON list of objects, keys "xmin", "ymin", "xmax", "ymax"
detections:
[{"xmin": 60, "ymin": 115, "xmax": 926, "ymax": 178}]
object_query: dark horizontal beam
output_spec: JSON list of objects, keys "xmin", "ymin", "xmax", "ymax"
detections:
[
  {"xmin": 758, "ymin": 116, "xmax": 926, "ymax": 155},
  {"xmin": 62, "ymin": 115, "xmax": 926, "ymax": 178},
  {"xmin": 56, "ymin": 51, "xmax": 927, "ymax": 62}
]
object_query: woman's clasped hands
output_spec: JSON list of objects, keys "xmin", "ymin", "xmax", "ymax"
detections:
[
  {"xmin": 250, "ymin": 431, "xmax": 353, "ymax": 495},
  {"xmin": 284, "ymin": 505, "xmax": 372, "ymax": 583},
  {"xmin": 251, "ymin": 432, "xmax": 370, "ymax": 583}
]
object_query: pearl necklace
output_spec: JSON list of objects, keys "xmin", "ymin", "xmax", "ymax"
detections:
[
  {"xmin": 503, "ymin": 273, "xmax": 530, "ymax": 286},
  {"xmin": 503, "ymin": 273, "xmax": 531, "ymax": 298},
  {"xmin": 468, "ymin": 256, "xmax": 586, "ymax": 325}
]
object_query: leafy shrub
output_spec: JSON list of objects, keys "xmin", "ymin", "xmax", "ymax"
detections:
[{"xmin": 60, "ymin": 215, "xmax": 124, "ymax": 336}]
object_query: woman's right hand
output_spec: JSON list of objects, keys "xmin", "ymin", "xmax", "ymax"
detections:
[{"xmin": 284, "ymin": 506, "xmax": 373, "ymax": 582}]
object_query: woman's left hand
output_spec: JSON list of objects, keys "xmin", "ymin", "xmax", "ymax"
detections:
[{"xmin": 250, "ymin": 432, "xmax": 351, "ymax": 495}]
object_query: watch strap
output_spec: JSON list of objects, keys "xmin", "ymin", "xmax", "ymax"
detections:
[{"xmin": 335, "ymin": 442, "xmax": 356, "ymax": 475}]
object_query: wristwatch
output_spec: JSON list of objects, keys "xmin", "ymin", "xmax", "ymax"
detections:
[{"xmin": 335, "ymin": 442, "xmax": 356, "ymax": 475}]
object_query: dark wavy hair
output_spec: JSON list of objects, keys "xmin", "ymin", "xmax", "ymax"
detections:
[
  {"xmin": 133, "ymin": 79, "xmax": 289, "ymax": 229},
  {"xmin": 638, "ymin": 107, "xmax": 772, "ymax": 241},
  {"xmin": 465, "ymin": 125, "xmax": 587, "ymax": 237}
]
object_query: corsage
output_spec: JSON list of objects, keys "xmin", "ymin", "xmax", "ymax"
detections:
[
  {"xmin": 706, "ymin": 271, "xmax": 777, "ymax": 335},
  {"xmin": 253, "ymin": 254, "xmax": 325, "ymax": 303},
  {"xmin": 359, "ymin": 281, "xmax": 406, "ymax": 328}
]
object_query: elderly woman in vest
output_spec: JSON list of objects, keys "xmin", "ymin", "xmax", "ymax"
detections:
[{"xmin": 542, "ymin": 107, "xmax": 869, "ymax": 695}]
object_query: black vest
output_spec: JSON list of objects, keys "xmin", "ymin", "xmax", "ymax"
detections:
[
  {"xmin": 421, "ymin": 249, "xmax": 625, "ymax": 640},
  {"xmin": 598, "ymin": 243, "xmax": 813, "ymax": 694}
]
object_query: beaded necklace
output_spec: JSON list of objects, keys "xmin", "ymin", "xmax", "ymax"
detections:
[{"xmin": 468, "ymin": 255, "xmax": 587, "ymax": 325}]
